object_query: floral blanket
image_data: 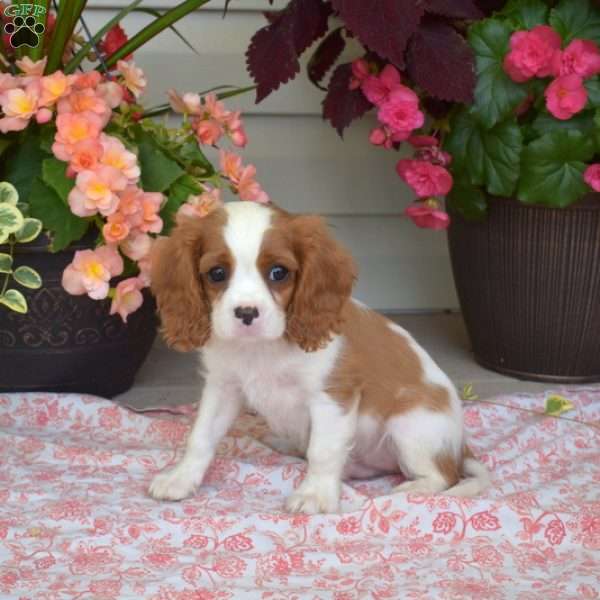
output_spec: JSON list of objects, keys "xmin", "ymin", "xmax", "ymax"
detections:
[{"xmin": 0, "ymin": 389, "xmax": 599, "ymax": 600}]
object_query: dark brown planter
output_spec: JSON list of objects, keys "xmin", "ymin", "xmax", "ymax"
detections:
[
  {"xmin": 0, "ymin": 232, "xmax": 157, "ymax": 397},
  {"xmin": 447, "ymin": 195, "xmax": 600, "ymax": 383}
]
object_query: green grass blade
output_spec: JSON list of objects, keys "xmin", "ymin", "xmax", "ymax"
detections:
[
  {"xmin": 64, "ymin": 0, "xmax": 143, "ymax": 74},
  {"xmin": 45, "ymin": 0, "xmax": 87, "ymax": 73},
  {"xmin": 28, "ymin": 0, "xmax": 50, "ymax": 62},
  {"xmin": 133, "ymin": 7, "xmax": 200, "ymax": 56}
]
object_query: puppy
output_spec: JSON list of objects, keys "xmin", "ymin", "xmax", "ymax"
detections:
[{"xmin": 148, "ymin": 201, "xmax": 489, "ymax": 513}]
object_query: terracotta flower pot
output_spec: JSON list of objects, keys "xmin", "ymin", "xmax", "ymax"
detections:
[
  {"xmin": 447, "ymin": 195, "xmax": 600, "ymax": 382},
  {"xmin": 0, "ymin": 232, "xmax": 157, "ymax": 397}
]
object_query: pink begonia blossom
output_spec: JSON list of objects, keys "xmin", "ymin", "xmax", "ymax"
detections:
[
  {"xmin": 66, "ymin": 139, "xmax": 103, "ymax": 176},
  {"xmin": 100, "ymin": 134, "xmax": 140, "ymax": 182},
  {"xmin": 15, "ymin": 56, "xmax": 47, "ymax": 76},
  {"xmin": 0, "ymin": 73, "xmax": 15, "ymax": 93},
  {"xmin": 584, "ymin": 164, "xmax": 600, "ymax": 192},
  {"xmin": 220, "ymin": 149, "xmax": 244, "ymax": 183},
  {"xmin": 36, "ymin": 108, "xmax": 52, "ymax": 124},
  {"xmin": 503, "ymin": 25, "xmax": 561, "ymax": 82},
  {"xmin": 349, "ymin": 58, "xmax": 371, "ymax": 90},
  {"xmin": 168, "ymin": 89, "xmax": 202, "ymax": 115},
  {"xmin": 405, "ymin": 201, "xmax": 450, "ymax": 230},
  {"xmin": 52, "ymin": 112, "xmax": 104, "ymax": 160},
  {"xmin": 68, "ymin": 166, "xmax": 128, "ymax": 217},
  {"xmin": 110, "ymin": 277, "xmax": 144, "ymax": 322},
  {"xmin": 544, "ymin": 74, "xmax": 588, "ymax": 120},
  {"xmin": 62, "ymin": 246, "xmax": 124, "ymax": 300},
  {"xmin": 57, "ymin": 88, "xmax": 111, "ymax": 126},
  {"xmin": 552, "ymin": 39, "xmax": 600, "ymax": 79},
  {"xmin": 203, "ymin": 93, "xmax": 228, "ymax": 121},
  {"xmin": 97, "ymin": 81, "xmax": 123, "ymax": 109},
  {"xmin": 39, "ymin": 71, "xmax": 72, "ymax": 107},
  {"xmin": 408, "ymin": 135, "xmax": 439, "ymax": 148},
  {"xmin": 377, "ymin": 86, "xmax": 425, "ymax": 139},
  {"xmin": 236, "ymin": 165, "xmax": 269, "ymax": 203},
  {"xmin": 73, "ymin": 71, "xmax": 102, "ymax": 90},
  {"xmin": 0, "ymin": 86, "xmax": 40, "ymax": 132},
  {"xmin": 194, "ymin": 119, "xmax": 222, "ymax": 145},
  {"xmin": 137, "ymin": 251, "xmax": 153, "ymax": 286},
  {"xmin": 116, "ymin": 60, "xmax": 147, "ymax": 98},
  {"xmin": 121, "ymin": 232, "xmax": 152, "ymax": 261},
  {"xmin": 369, "ymin": 126, "xmax": 408, "ymax": 149},
  {"xmin": 361, "ymin": 64, "xmax": 402, "ymax": 105},
  {"xmin": 223, "ymin": 111, "xmax": 247, "ymax": 147},
  {"xmin": 138, "ymin": 192, "xmax": 164, "ymax": 234},
  {"xmin": 177, "ymin": 188, "xmax": 223, "ymax": 220},
  {"xmin": 103, "ymin": 212, "xmax": 131, "ymax": 243},
  {"xmin": 117, "ymin": 186, "xmax": 144, "ymax": 221},
  {"xmin": 396, "ymin": 159, "xmax": 453, "ymax": 198}
]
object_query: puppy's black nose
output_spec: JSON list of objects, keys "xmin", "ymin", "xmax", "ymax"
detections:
[{"xmin": 234, "ymin": 306, "xmax": 259, "ymax": 326}]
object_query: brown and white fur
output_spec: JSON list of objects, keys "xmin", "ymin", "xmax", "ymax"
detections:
[{"xmin": 148, "ymin": 201, "xmax": 490, "ymax": 513}]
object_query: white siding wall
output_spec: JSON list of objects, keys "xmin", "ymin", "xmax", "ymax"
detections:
[{"xmin": 87, "ymin": 1, "xmax": 458, "ymax": 310}]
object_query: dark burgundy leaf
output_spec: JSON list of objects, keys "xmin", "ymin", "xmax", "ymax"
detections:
[
  {"xmin": 331, "ymin": 0, "xmax": 425, "ymax": 68},
  {"xmin": 407, "ymin": 20, "xmax": 475, "ymax": 103},
  {"xmin": 424, "ymin": 0, "xmax": 483, "ymax": 20},
  {"xmin": 475, "ymin": 0, "xmax": 507, "ymax": 15},
  {"xmin": 247, "ymin": 0, "xmax": 331, "ymax": 102},
  {"xmin": 308, "ymin": 27, "xmax": 346, "ymax": 89},
  {"xmin": 322, "ymin": 63, "xmax": 372, "ymax": 136},
  {"xmin": 422, "ymin": 96, "xmax": 452, "ymax": 119},
  {"xmin": 262, "ymin": 10, "xmax": 282, "ymax": 24}
]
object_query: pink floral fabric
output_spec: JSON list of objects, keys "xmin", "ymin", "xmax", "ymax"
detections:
[{"xmin": 1, "ymin": 387, "xmax": 599, "ymax": 599}]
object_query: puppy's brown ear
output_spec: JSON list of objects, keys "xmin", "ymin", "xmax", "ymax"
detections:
[
  {"xmin": 286, "ymin": 215, "xmax": 357, "ymax": 352},
  {"xmin": 150, "ymin": 218, "xmax": 210, "ymax": 351}
]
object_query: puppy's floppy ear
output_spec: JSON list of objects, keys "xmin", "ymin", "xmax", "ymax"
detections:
[
  {"xmin": 286, "ymin": 215, "xmax": 357, "ymax": 352},
  {"xmin": 150, "ymin": 218, "xmax": 210, "ymax": 351}
]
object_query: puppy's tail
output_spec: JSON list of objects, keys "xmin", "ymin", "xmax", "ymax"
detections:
[{"xmin": 443, "ymin": 447, "xmax": 491, "ymax": 498}]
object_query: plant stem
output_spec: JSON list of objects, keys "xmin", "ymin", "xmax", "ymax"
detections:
[
  {"xmin": 45, "ymin": 0, "xmax": 86, "ymax": 74},
  {"xmin": 28, "ymin": 0, "xmax": 50, "ymax": 62},
  {"xmin": 0, "ymin": 240, "xmax": 14, "ymax": 297}
]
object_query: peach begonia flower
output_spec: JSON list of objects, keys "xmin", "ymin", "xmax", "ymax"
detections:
[
  {"xmin": 66, "ymin": 138, "xmax": 104, "ymax": 176},
  {"xmin": 103, "ymin": 211, "xmax": 131, "ymax": 243},
  {"xmin": 116, "ymin": 186, "xmax": 144, "ymax": 220},
  {"xmin": 15, "ymin": 56, "xmax": 47, "ymax": 76},
  {"xmin": 236, "ymin": 165, "xmax": 269, "ymax": 204},
  {"xmin": 202, "ymin": 92, "xmax": 228, "ymax": 121},
  {"xmin": 138, "ymin": 192, "xmax": 164, "ymax": 234},
  {"xmin": 72, "ymin": 71, "xmax": 102, "ymax": 90},
  {"xmin": 97, "ymin": 81, "xmax": 124, "ymax": 109},
  {"xmin": 57, "ymin": 88, "xmax": 111, "ymax": 126},
  {"xmin": 177, "ymin": 187, "xmax": 223, "ymax": 221},
  {"xmin": 110, "ymin": 277, "xmax": 145, "ymax": 322},
  {"xmin": 40, "ymin": 71, "xmax": 72, "ymax": 107},
  {"xmin": 219, "ymin": 149, "xmax": 244, "ymax": 183},
  {"xmin": 0, "ymin": 85, "xmax": 42, "ymax": 132},
  {"xmin": 120, "ymin": 231, "xmax": 152, "ymax": 261},
  {"xmin": 0, "ymin": 73, "xmax": 16, "ymax": 93},
  {"xmin": 62, "ymin": 245, "xmax": 124, "ymax": 300},
  {"xmin": 168, "ymin": 89, "xmax": 202, "ymax": 115},
  {"xmin": 116, "ymin": 60, "xmax": 147, "ymax": 99},
  {"xmin": 68, "ymin": 166, "xmax": 128, "ymax": 217},
  {"xmin": 100, "ymin": 134, "xmax": 140, "ymax": 182},
  {"xmin": 194, "ymin": 118, "xmax": 222, "ymax": 145},
  {"xmin": 52, "ymin": 112, "xmax": 104, "ymax": 160},
  {"xmin": 222, "ymin": 110, "xmax": 247, "ymax": 148}
]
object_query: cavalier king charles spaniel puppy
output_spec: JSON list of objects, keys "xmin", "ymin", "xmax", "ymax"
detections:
[{"xmin": 148, "ymin": 201, "xmax": 489, "ymax": 513}]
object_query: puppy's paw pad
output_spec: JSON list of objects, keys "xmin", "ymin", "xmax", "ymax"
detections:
[
  {"xmin": 286, "ymin": 489, "xmax": 339, "ymax": 514},
  {"xmin": 148, "ymin": 468, "xmax": 195, "ymax": 501}
]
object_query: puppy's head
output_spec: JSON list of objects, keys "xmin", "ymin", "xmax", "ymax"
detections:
[{"xmin": 151, "ymin": 201, "xmax": 356, "ymax": 352}]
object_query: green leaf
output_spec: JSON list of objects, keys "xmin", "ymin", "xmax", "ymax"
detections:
[
  {"xmin": 15, "ymin": 218, "xmax": 43, "ymax": 244},
  {"xmin": 13, "ymin": 266, "xmax": 42, "ymax": 289},
  {"xmin": 461, "ymin": 383, "xmax": 480, "ymax": 401},
  {"xmin": 134, "ymin": 128, "xmax": 185, "ymax": 192},
  {"xmin": 177, "ymin": 141, "xmax": 214, "ymax": 172},
  {"xmin": 517, "ymin": 130, "xmax": 595, "ymax": 207},
  {"xmin": 39, "ymin": 125, "xmax": 57, "ymax": 154},
  {"xmin": 42, "ymin": 158, "xmax": 75, "ymax": 204},
  {"xmin": 0, "ymin": 204, "xmax": 24, "ymax": 234},
  {"xmin": 0, "ymin": 182, "xmax": 19, "ymax": 205},
  {"xmin": 468, "ymin": 19, "xmax": 528, "ymax": 129},
  {"xmin": 550, "ymin": 0, "xmax": 600, "ymax": 44},
  {"xmin": 447, "ymin": 175, "xmax": 488, "ymax": 221},
  {"xmin": 501, "ymin": 0, "xmax": 549, "ymax": 29},
  {"xmin": 0, "ymin": 138, "xmax": 13, "ymax": 157},
  {"xmin": 585, "ymin": 79, "xmax": 600, "ymax": 108},
  {"xmin": 0, "ymin": 253, "xmax": 12, "ymax": 273},
  {"xmin": 28, "ymin": 178, "xmax": 89, "ymax": 252},
  {"xmin": 531, "ymin": 110, "xmax": 595, "ymax": 138},
  {"xmin": 0, "ymin": 289, "xmax": 27, "ymax": 314},
  {"xmin": 544, "ymin": 394, "xmax": 574, "ymax": 417},
  {"xmin": 446, "ymin": 109, "xmax": 522, "ymax": 196}
]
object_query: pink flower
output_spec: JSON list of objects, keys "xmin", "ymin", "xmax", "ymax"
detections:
[
  {"xmin": 57, "ymin": 88, "xmax": 111, "ymax": 126},
  {"xmin": 377, "ymin": 86, "xmax": 424, "ymax": 138},
  {"xmin": 0, "ymin": 86, "xmax": 39, "ymax": 132},
  {"xmin": 202, "ymin": 92, "xmax": 228, "ymax": 121},
  {"xmin": 194, "ymin": 118, "xmax": 223, "ymax": 145},
  {"xmin": 584, "ymin": 164, "xmax": 600, "ymax": 191},
  {"xmin": 223, "ymin": 110, "xmax": 247, "ymax": 147},
  {"xmin": 503, "ymin": 25, "xmax": 561, "ymax": 82},
  {"xmin": 99, "ymin": 24, "xmax": 131, "ymax": 61},
  {"xmin": 236, "ymin": 165, "xmax": 269, "ymax": 203},
  {"xmin": 67, "ymin": 139, "xmax": 104, "ymax": 175},
  {"xmin": 110, "ymin": 277, "xmax": 144, "ymax": 322},
  {"xmin": 72, "ymin": 71, "xmax": 102, "ymax": 90},
  {"xmin": 40, "ymin": 71, "xmax": 72, "ymax": 107},
  {"xmin": 68, "ymin": 166, "xmax": 128, "ymax": 217},
  {"xmin": 62, "ymin": 246, "xmax": 124, "ymax": 300},
  {"xmin": 116, "ymin": 186, "xmax": 143, "ymax": 220},
  {"xmin": 168, "ymin": 89, "xmax": 202, "ymax": 115},
  {"xmin": 361, "ymin": 64, "xmax": 402, "ymax": 105},
  {"xmin": 116, "ymin": 60, "xmax": 146, "ymax": 98},
  {"xmin": 121, "ymin": 231, "xmax": 152, "ymax": 261},
  {"xmin": 552, "ymin": 39, "xmax": 600, "ymax": 79},
  {"xmin": 100, "ymin": 134, "xmax": 140, "ymax": 182},
  {"xmin": 103, "ymin": 212, "xmax": 131, "ymax": 243},
  {"xmin": 177, "ymin": 187, "xmax": 223, "ymax": 220},
  {"xmin": 220, "ymin": 149, "xmax": 244, "ymax": 183},
  {"xmin": 138, "ymin": 192, "xmax": 164, "ymax": 234},
  {"xmin": 396, "ymin": 159, "xmax": 453, "ymax": 197},
  {"xmin": 15, "ymin": 56, "xmax": 47, "ymax": 76},
  {"xmin": 544, "ymin": 74, "xmax": 588, "ymax": 120},
  {"xmin": 349, "ymin": 58, "xmax": 370, "ymax": 90},
  {"xmin": 53, "ymin": 112, "xmax": 104, "ymax": 160},
  {"xmin": 405, "ymin": 201, "xmax": 450, "ymax": 230},
  {"xmin": 97, "ymin": 81, "xmax": 123, "ymax": 109},
  {"xmin": 408, "ymin": 135, "xmax": 439, "ymax": 148},
  {"xmin": 0, "ymin": 73, "xmax": 16, "ymax": 93},
  {"xmin": 369, "ymin": 126, "xmax": 407, "ymax": 149}
]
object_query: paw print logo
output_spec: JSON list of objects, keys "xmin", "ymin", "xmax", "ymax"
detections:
[{"xmin": 4, "ymin": 15, "xmax": 45, "ymax": 48}]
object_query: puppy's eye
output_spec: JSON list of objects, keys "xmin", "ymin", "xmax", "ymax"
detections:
[
  {"xmin": 207, "ymin": 266, "xmax": 227, "ymax": 283},
  {"xmin": 268, "ymin": 265, "xmax": 289, "ymax": 282}
]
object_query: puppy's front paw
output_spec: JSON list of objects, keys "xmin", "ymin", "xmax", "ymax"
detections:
[
  {"xmin": 148, "ymin": 466, "xmax": 197, "ymax": 501},
  {"xmin": 286, "ymin": 477, "xmax": 340, "ymax": 514}
]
